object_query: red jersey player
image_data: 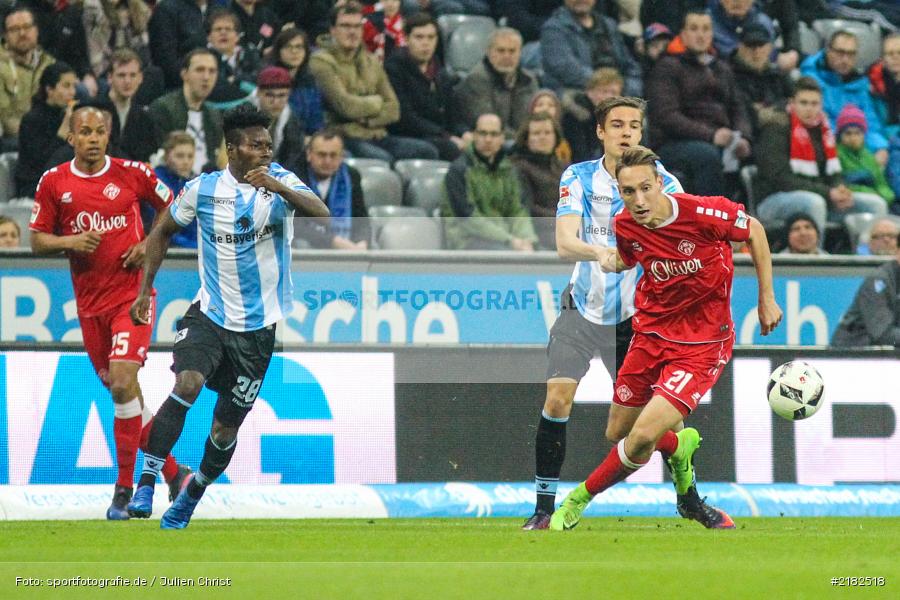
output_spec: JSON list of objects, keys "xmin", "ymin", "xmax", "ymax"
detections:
[
  {"xmin": 29, "ymin": 106, "xmax": 190, "ymax": 519},
  {"xmin": 551, "ymin": 146, "xmax": 782, "ymax": 531}
]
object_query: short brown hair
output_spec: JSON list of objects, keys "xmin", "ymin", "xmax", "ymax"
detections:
[
  {"xmin": 330, "ymin": 1, "xmax": 363, "ymax": 26},
  {"xmin": 308, "ymin": 128, "xmax": 345, "ymax": 148},
  {"xmin": 0, "ymin": 215, "xmax": 20, "ymax": 235},
  {"xmin": 615, "ymin": 145, "xmax": 660, "ymax": 180},
  {"xmin": 110, "ymin": 48, "xmax": 142, "ymax": 71},
  {"xmin": 587, "ymin": 67, "xmax": 624, "ymax": 91},
  {"xmin": 162, "ymin": 131, "xmax": 195, "ymax": 153},
  {"xmin": 792, "ymin": 76, "xmax": 821, "ymax": 96},
  {"xmin": 514, "ymin": 111, "xmax": 560, "ymax": 150},
  {"xmin": 594, "ymin": 96, "xmax": 646, "ymax": 128}
]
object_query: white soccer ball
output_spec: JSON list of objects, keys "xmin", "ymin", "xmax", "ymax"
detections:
[{"xmin": 767, "ymin": 361, "xmax": 825, "ymax": 421}]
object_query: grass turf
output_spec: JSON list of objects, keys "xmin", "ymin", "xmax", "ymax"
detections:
[{"xmin": 1, "ymin": 518, "xmax": 898, "ymax": 599}]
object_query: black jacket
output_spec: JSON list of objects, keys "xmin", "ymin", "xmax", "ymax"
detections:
[
  {"xmin": 293, "ymin": 163, "xmax": 369, "ymax": 248},
  {"xmin": 98, "ymin": 91, "xmax": 159, "ymax": 163},
  {"xmin": 384, "ymin": 49, "xmax": 461, "ymax": 139},
  {"xmin": 148, "ymin": 0, "xmax": 208, "ymax": 89},
  {"xmin": 730, "ymin": 52, "xmax": 794, "ymax": 135},
  {"xmin": 272, "ymin": 110, "xmax": 307, "ymax": 173},
  {"xmin": 230, "ymin": 0, "xmax": 282, "ymax": 51},
  {"xmin": 832, "ymin": 260, "xmax": 900, "ymax": 347},
  {"xmin": 15, "ymin": 100, "xmax": 66, "ymax": 197}
]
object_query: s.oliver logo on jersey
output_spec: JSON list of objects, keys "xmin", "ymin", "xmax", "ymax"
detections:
[
  {"xmin": 209, "ymin": 224, "xmax": 274, "ymax": 244},
  {"xmin": 649, "ymin": 258, "xmax": 703, "ymax": 282},
  {"xmin": 103, "ymin": 183, "xmax": 121, "ymax": 200},
  {"xmin": 72, "ymin": 211, "xmax": 127, "ymax": 233}
]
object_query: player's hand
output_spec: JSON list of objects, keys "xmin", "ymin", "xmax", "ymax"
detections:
[
  {"xmin": 596, "ymin": 247, "xmax": 617, "ymax": 272},
  {"xmin": 121, "ymin": 239, "xmax": 146, "ymax": 270},
  {"xmin": 69, "ymin": 231, "xmax": 102, "ymax": 253},
  {"xmin": 130, "ymin": 295, "xmax": 152, "ymax": 326},
  {"xmin": 245, "ymin": 166, "xmax": 282, "ymax": 194},
  {"xmin": 758, "ymin": 297, "xmax": 783, "ymax": 336}
]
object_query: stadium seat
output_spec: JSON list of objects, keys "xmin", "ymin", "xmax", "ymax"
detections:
[
  {"xmin": 4, "ymin": 197, "xmax": 33, "ymax": 246},
  {"xmin": 446, "ymin": 19, "xmax": 497, "ymax": 73},
  {"xmin": 0, "ymin": 152, "xmax": 18, "ymax": 204},
  {"xmin": 377, "ymin": 216, "xmax": 443, "ymax": 250},
  {"xmin": 345, "ymin": 157, "xmax": 391, "ymax": 171},
  {"xmin": 367, "ymin": 205, "xmax": 434, "ymax": 248},
  {"xmin": 798, "ymin": 21, "xmax": 822, "ymax": 56},
  {"xmin": 355, "ymin": 165, "xmax": 404, "ymax": 207},
  {"xmin": 812, "ymin": 19, "xmax": 881, "ymax": 70},
  {"xmin": 740, "ymin": 165, "xmax": 758, "ymax": 211},
  {"xmin": 843, "ymin": 212, "xmax": 877, "ymax": 250},
  {"xmin": 406, "ymin": 172, "xmax": 448, "ymax": 216},
  {"xmin": 392, "ymin": 159, "xmax": 451, "ymax": 184},
  {"xmin": 436, "ymin": 14, "xmax": 495, "ymax": 49}
]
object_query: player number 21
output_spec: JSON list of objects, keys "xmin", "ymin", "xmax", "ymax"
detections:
[
  {"xmin": 111, "ymin": 332, "xmax": 130, "ymax": 356},
  {"xmin": 664, "ymin": 370, "xmax": 694, "ymax": 394}
]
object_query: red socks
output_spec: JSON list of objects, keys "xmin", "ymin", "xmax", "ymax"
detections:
[
  {"xmin": 113, "ymin": 398, "xmax": 143, "ymax": 488},
  {"xmin": 656, "ymin": 430, "xmax": 678, "ymax": 456},
  {"xmin": 585, "ymin": 440, "xmax": 649, "ymax": 495}
]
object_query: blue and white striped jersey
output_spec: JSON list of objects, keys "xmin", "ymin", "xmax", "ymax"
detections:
[
  {"xmin": 556, "ymin": 156, "xmax": 682, "ymax": 325},
  {"xmin": 170, "ymin": 162, "xmax": 312, "ymax": 332}
]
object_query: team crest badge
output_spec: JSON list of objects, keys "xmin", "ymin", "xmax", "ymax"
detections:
[
  {"xmin": 103, "ymin": 183, "xmax": 121, "ymax": 200},
  {"xmin": 631, "ymin": 241, "xmax": 643, "ymax": 252},
  {"xmin": 616, "ymin": 384, "xmax": 633, "ymax": 403},
  {"xmin": 677, "ymin": 240, "xmax": 696, "ymax": 256}
]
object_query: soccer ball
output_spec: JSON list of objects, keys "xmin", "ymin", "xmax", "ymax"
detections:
[{"xmin": 767, "ymin": 361, "xmax": 825, "ymax": 421}]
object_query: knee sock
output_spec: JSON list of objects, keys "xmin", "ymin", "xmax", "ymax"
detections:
[
  {"xmin": 585, "ymin": 440, "xmax": 648, "ymax": 496},
  {"xmin": 187, "ymin": 435, "xmax": 237, "ymax": 500},
  {"xmin": 534, "ymin": 410, "xmax": 568, "ymax": 513},
  {"xmin": 656, "ymin": 430, "xmax": 678, "ymax": 457},
  {"xmin": 139, "ymin": 406, "xmax": 180, "ymax": 483},
  {"xmin": 137, "ymin": 393, "xmax": 192, "ymax": 488},
  {"xmin": 113, "ymin": 398, "xmax": 143, "ymax": 488}
]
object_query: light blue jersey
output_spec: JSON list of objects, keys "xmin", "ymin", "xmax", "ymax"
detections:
[
  {"xmin": 170, "ymin": 162, "xmax": 312, "ymax": 332},
  {"xmin": 556, "ymin": 157, "xmax": 683, "ymax": 325}
]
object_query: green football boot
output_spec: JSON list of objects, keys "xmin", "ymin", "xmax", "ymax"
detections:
[
  {"xmin": 666, "ymin": 427, "xmax": 701, "ymax": 495},
  {"xmin": 549, "ymin": 482, "xmax": 592, "ymax": 531}
]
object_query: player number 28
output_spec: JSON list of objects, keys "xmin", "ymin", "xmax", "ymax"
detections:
[
  {"xmin": 663, "ymin": 370, "xmax": 694, "ymax": 394},
  {"xmin": 232, "ymin": 376, "xmax": 262, "ymax": 404},
  {"xmin": 111, "ymin": 332, "xmax": 130, "ymax": 356}
]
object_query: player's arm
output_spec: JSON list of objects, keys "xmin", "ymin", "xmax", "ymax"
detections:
[
  {"xmin": 746, "ymin": 216, "xmax": 783, "ymax": 336},
  {"xmin": 130, "ymin": 210, "xmax": 182, "ymax": 325},
  {"xmin": 31, "ymin": 230, "xmax": 102, "ymax": 255},
  {"xmin": 245, "ymin": 166, "xmax": 330, "ymax": 219},
  {"xmin": 597, "ymin": 246, "xmax": 627, "ymax": 273},
  {"xmin": 556, "ymin": 214, "xmax": 608, "ymax": 262}
]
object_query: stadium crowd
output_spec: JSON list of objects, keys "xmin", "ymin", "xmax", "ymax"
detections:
[{"xmin": 0, "ymin": 0, "xmax": 898, "ymax": 254}]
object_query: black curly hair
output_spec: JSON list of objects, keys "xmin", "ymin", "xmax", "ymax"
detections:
[{"xmin": 223, "ymin": 103, "xmax": 271, "ymax": 147}]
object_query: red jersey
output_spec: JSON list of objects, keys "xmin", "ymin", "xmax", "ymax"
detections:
[
  {"xmin": 615, "ymin": 193, "xmax": 751, "ymax": 344},
  {"xmin": 30, "ymin": 157, "xmax": 172, "ymax": 317}
]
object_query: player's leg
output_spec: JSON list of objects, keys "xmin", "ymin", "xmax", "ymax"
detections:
[
  {"xmin": 161, "ymin": 322, "xmax": 276, "ymax": 529},
  {"xmin": 138, "ymin": 405, "xmax": 192, "ymax": 501},
  {"xmin": 551, "ymin": 394, "xmax": 685, "ymax": 530}
]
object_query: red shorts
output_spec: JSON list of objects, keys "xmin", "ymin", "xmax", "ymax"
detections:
[
  {"xmin": 79, "ymin": 295, "xmax": 155, "ymax": 386},
  {"xmin": 612, "ymin": 332, "xmax": 734, "ymax": 417}
]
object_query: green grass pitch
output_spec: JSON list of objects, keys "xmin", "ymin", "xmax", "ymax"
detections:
[{"xmin": 1, "ymin": 518, "xmax": 898, "ymax": 599}]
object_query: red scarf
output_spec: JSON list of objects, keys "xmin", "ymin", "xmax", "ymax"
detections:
[{"xmin": 788, "ymin": 107, "xmax": 841, "ymax": 177}]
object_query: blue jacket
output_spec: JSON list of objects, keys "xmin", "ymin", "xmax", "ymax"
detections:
[
  {"xmin": 888, "ymin": 134, "xmax": 900, "ymax": 200},
  {"xmin": 154, "ymin": 165, "xmax": 197, "ymax": 249},
  {"xmin": 539, "ymin": 6, "xmax": 641, "ymax": 96},
  {"xmin": 800, "ymin": 50, "xmax": 888, "ymax": 152},
  {"xmin": 709, "ymin": 0, "xmax": 775, "ymax": 57}
]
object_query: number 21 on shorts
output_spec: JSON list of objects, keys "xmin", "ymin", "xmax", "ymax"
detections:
[{"xmin": 664, "ymin": 370, "xmax": 694, "ymax": 394}]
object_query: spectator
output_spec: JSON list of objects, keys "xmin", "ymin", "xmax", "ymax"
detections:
[
  {"xmin": 155, "ymin": 132, "xmax": 198, "ymax": 247},
  {"xmin": 441, "ymin": 113, "xmax": 538, "ymax": 251},
  {"xmin": 527, "ymin": 89, "xmax": 572, "ymax": 164},
  {"xmin": 204, "ymin": 9, "xmax": 260, "ymax": 108},
  {"xmin": 493, "ymin": 0, "xmax": 560, "ymax": 43},
  {"xmin": 635, "ymin": 22, "xmax": 675, "ymax": 74},
  {"xmin": 364, "ymin": 0, "xmax": 406, "ymax": 62},
  {"xmin": 271, "ymin": 1, "xmax": 332, "ymax": 42},
  {"xmin": 0, "ymin": 215, "xmax": 21, "ymax": 248},
  {"xmin": 801, "ymin": 29, "xmax": 889, "ymax": 165},
  {"xmin": 452, "ymin": 28, "xmax": 539, "ymax": 140},
  {"xmin": 836, "ymin": 104, "xmax": 895, "ymax": 208},
  {"xmin": 385, "ymin": 12, "xmax": 467, "ymax": 161},
  {"xmin": 19, "ymin": 0, "xmax": 92, "ymax": 95},
  {"xmin": 857, "ymin": 217, "xmax": 899, "ymax": 256},
  {"xmin": 889, "ymin": 137, "xmax": 900, "ymax": 210},
  {"xmin": 294, "ymin": 129, "xmax": 370, "ymax": 250},
  {"xmin": 82, "ymin": 0, "xmax": 152, "ymax": 81},
  {"xmin": 646, "ymin": 9, "xmax": 752, "ymax": 196},
  {"xmin": 755, "ymin": 77, "xmax": 887, "ymax": 238},
  {"xmin": 540, "ymin": 0, "xmax": 642, "ymax": 96},
  {"xmin": 562, "ymin": 68, "xmax": 623, "ymax": 162},
  {"xmin": 781, "ymin": 213, "xmax": 829, "ymax": 255},
  {"xmin": 510, "ymin": 112, "xmax": 567, "ymax": 249},
  {"xmin": 870, "ymin": 33, "xmax": 900, "ymax": 141},
  {"xmin": 710, "ymin": 0, "xmax": 798, "ymax": 72},
  {"xmin": 309, "ymin": 1, "xmax": 438, "ymax": 162},
  {"xmin": 148, "ymin": 0, "xmax": 208, "ymax": 89},
  {"xmin": 0, "ymin": 7, "xmax": 55, "ymax": 149},
  {"xmin": 149, "ymin": 48, "xmax": 223, "ymax": 174},
  {"xmin": 831, "ymin": 232, "xmax": 900, "ymax": 347},
  {"xmin": 729, "ymin": 20, "xmax": 793, "ymax": 137},
  {"xmin": 230, "ymin": 0, "xmax": 282, "ymax": 52},
  {"xmin": 100, "ymin": 49, "xmax": 158, "ymax": 162},
  {"xmin": 269, "ymin": 28, "xmax": 325, "ymax": 136},
  {"xmin": 255, "ymin": 66, "xmax": 306, "ymax": 172},
  {"xmin": 14, "ymin": 61, "xmax": 76, "ymax": 198},
  {"xmin": 402, "ymin": 1, "xmax": 491, "ymax": 17}
]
